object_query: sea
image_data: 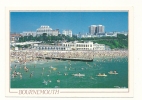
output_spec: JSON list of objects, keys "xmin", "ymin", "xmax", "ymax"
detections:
[{"xmin": 10, "ymin": 57, "xmax": 128, "ymax": 88}]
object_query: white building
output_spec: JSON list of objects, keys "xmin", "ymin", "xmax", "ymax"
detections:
[
  {"xmin": 81, "ymin": 34, "xmax": 91, "ymax": 38},
  {"xmin": 20, "ymin": 25, "xmax": 59, "ymax": 37},
  {"xmin": 20, "ymin": 31, "xmax": 36, "ymax": 37},
  {"xmin": 33, "ymin": 41, "xmax": 106, "ymax": 51},
  {"xmin": 11, "ymin": 41, "xmax": 42, "ymax": 47},
  {"xmin": 62, "ymin": 30, "xmax": 72, "ymax": 37},
  {"xmin": 34, "ymin": 45, "xmax": 66, "ymax": 50},
  {"xmin": 97, "ymin": 25, "xmax": 105, "ymax": 33},
  {"xmin": 96, "ymin": 33, "xmax": 106, "ymax": 37},
  {"xmin": 116, "ymin": 31, "xmax": 128, "ymax": 36},
  {"xmin": 10, "ymin": 34, "xmax": 22, "ymax": 42},
  {"xmin": 81, "ymin": 34, "xmax": 97, "ymax": 38},
  {"xmin": 106, "ymin": 32, "xmax": 117, "ymax": 37},
  {"xmin": 36, "ymin": 25, "xmax": 59, "ymax": 36},
  {"xmin": 93, "ymin": 43, "xmax": 105, "ymax": 50},
  {"xmin": 62, "ymin": 41, "xmax": 105, "ymax": 50},
  {"xmin": 89, "ymin": 25, "xmax": 97, "ymax": 35},
  {"xmin": 76, "ymin": 41, "xmax": 94, "ymax": 50},
  {"xmin": 89, "ymin": 25, "xmax": 105, "ymax": 35}
]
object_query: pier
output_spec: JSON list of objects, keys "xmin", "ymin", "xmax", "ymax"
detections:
[
  {"xmin": 46, "ymin": 57, "xmax": 93, "ymax": 62},
  {"xmin": 38, "ymin": 57, "xmax": 93, "ymax": 62}
]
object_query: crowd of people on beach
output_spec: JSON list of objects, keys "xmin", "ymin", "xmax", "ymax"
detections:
[{"xmin": 10, "ymin": 50, "xmax": 128, "ymax": 64}]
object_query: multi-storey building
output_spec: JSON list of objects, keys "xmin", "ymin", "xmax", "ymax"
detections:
[
  {"xmin": 20, "ymin": 25, "xmax": 59, "ymax": 37},
  {"xmin": 36, "ymin": 25, "xmax": 59, "ymax": 36},
  {"xmin": 20, "ymin": 31, "xmax": 36, "ymax": 37},
  {"xmin": 89, "ymin": 25, "xmax": 97, "ymax": 35},
  {"xmin": 89, "ymin": 25, "xmax": 105, "ymax": 35},
  {"xmin": 62, "ymin": 30, "xmax": 72, "ymax": 37},
  {"xmin": 10, "ymin": 34, "xmax": 22, "ymax": 42},
  {"xmin": 97, "ymin": 25, "xmax": 105, "ymax": 33}
]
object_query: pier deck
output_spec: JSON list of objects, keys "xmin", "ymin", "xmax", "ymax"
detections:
[{"xmin": 38, "ymin": 56, "xmax": 93, "ymax": 62}]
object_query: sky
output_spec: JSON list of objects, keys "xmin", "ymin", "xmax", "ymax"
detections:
[{"xmin": 10, "ymin": 12, "xmax": 128, "ymax": 34}]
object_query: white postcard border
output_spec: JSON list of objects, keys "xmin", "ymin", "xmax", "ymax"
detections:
[{"xmin": 5, "ymin": 7, "xmax": 133, "ymax": 97}]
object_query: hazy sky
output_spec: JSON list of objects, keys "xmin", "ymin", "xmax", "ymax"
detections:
[{"xmin": 10, "ymin": 12, "xmax": 128, "ymax": 34}]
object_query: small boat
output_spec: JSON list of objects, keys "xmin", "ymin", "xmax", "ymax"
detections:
[
  {"xmin": 50, "ymin": 66, "xmax": 57, "ymax": 70},
  {"xmin": 57, "ymin": 79, "xmax": 60, "ymax": 83},
  {"xmin": 108, "ymin": 71, "xmax": 118, "ymax": 74},
  {"xmin": 72, "ymin": 73, "xmax": 85, "ymax": 77},
  {"xmin": 52, "ymin": 68, "xmax": 57, "ymax": 71},
  {"xmin": 97, "ymin": 73, "xmax": 107, "ymax": 77}
]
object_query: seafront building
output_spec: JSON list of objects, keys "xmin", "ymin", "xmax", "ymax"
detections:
[
  {"xmin": 62, "ymin": 30, "xmax": 72, "ymax": 37},
  {"xmin": 11, "ymin": 41, "xmax": 42, "ymax": 47},
  {"xmin": 33, "ymin": 45, "xmax": 66, "ymax": 51},
  {"xmin": 61, "ymin": 41, "xmax": 93, "ymax": 50},
  {"xmin": 93, "ymin": 43, "xmax": 105, "ymax": 50},
  {"xmin": 33, "ymin": 41, "xmax": 106, "ymax": 51}
]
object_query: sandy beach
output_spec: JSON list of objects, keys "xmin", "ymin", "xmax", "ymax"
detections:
[{"xmin": 10, "ymin": 50, "xmax": 128, "ymax": 63}]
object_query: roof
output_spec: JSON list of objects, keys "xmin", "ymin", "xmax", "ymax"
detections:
[{"xmin": 10, "ymin": 34, "xmax": 22, "ymax": 37}]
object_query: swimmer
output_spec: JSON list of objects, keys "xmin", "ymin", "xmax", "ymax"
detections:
[
  {"xmin": 30, "ymin": 73, "xmax": 33, "ymax": 78},
  {"xmin": 20, "ymin": 74, "xmax": 22, "ymax": 79}
]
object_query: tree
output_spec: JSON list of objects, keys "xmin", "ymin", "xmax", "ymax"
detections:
[
  {"xmin": 19, "ymin": 36, "xmax": 24, "ymax": 42},
  {"xmin": 43, "ymin": 33, "xmax": 47, "ymax": 36}
]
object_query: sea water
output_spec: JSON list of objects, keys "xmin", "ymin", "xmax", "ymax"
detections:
[{"xmin": 10, "ymin": 57, "xmax": 128, "ymax": 88}]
